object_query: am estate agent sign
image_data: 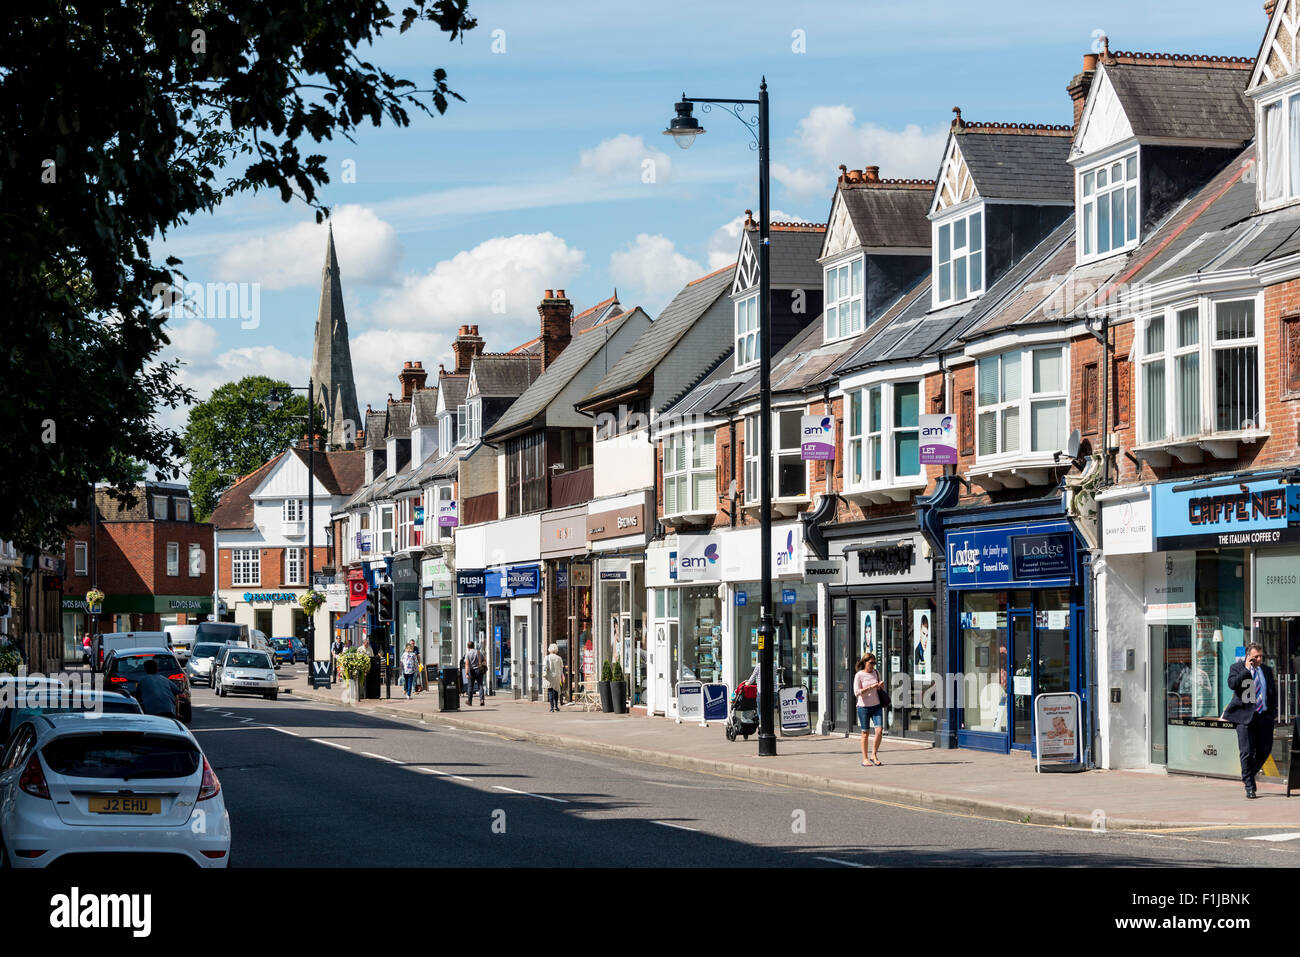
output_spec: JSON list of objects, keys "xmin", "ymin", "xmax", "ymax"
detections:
[
  {"xmin": 800, "ymin": 415, "xmax": 835, "ymax": 461},
  {"xmin": 918, "ymin": 413, "xmax": 958, "ymax": 465}
]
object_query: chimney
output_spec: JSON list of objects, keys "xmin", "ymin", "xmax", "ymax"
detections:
[
  {"xmin": 398, "ymin": 360, "xmax": 427, "ymax": 399},
  {"xmin": 863, "ymin": 165, "xmax": 880, "ymax": 184},
  {"xmin": 451, "ymin": 325, "xmax": 484, "ymax": 374},
  {"xmin": 1068, "ymin": 53, "xmax": 1098, "ymax": 131},
  {"xmin": 1266, "ymin": 0, "xmax": 1279, "ymax": 17},
  {"xmin": 537, "ymin": 288, "xmax": 573, "ymax": 373}
]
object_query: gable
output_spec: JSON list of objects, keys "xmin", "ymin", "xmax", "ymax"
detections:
[
  {"xmin": 254, "ymin": 451, "xmax": 329, "ymax": 501},
  {"xmin": 465, "ymin": 366, "xmax": 479, "ymax": 400},
  {"xmin": 1073, "ymin": 67, "xmax": 1134, "ymax": 158},
  {"xmin": 821, "ymin": 193, "xmax": 861, "ymax": 259},
  {"xmin": 1252, "ymin": 0, "xmax": 1300, "ymax": 93},
  {"xmin": 732, "ymin": 233, "xmax": 759, "ymax": 293},
  {"xmin": 930, "ymin": 136, "xmax": 979, "ymax": 215}
]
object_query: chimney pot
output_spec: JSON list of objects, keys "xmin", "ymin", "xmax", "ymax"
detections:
[
  {"xmin": 1082, "ymin": 52, "xmax": 1098, "ymax": 72},
  {"xmin": 864, "ymin": 165, "xmax": 880, "ymax": 183},
  {"xmin": 545, "ymin": 289, "xmax": 554, "ymax": 299},
  {"xmin": 556, "ymin": 289, "xmax": 565, "ymax": 299}
]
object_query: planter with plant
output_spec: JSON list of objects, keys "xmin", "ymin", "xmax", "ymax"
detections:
[
  {"xmin": 337, "ymin": 649, "xmax": 371, "ymax": 705},
  {"xmin": 0, "ymin": 645, "xmax": 22, "ymax": 677},
  {"xmin": 598, "ymin": 659, "xmax": 614, "ymax": 713},
  {"xmin": 610, "ymin": 660, "xmax": 628, "ymax": 714}
]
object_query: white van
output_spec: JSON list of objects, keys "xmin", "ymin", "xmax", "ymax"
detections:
[
  {"xmin": 91, "ymin": 632, "xmax": 169, "ymax": 672},
  {"xmin": 165, "ymin": 624, "xmax": 201, "ymax": 663}
]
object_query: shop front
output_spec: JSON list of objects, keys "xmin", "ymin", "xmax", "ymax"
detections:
[
  {"xmin": 646, "ymin": 534, "xmax": 725, "ymax": 717},
  {"xmin": 456, "ymin": 567, "xmax": 488, "ymax": 687},
  {"xmin": 62, "ymin": 593, "xmax": 213, "ymax": 651},
  {"xmin": 1140, "ymin": 475, "xmax": 1299, "ymax": 779},
  {"xmin": 944, "ymin": 519, "xmax": 1085, "ymax": 754},
  {"xmin": 825, "ymin": 526, "xmax": 937, "ymax": 739},
  {"xmin": 587, "ymin": 494, "xmax": 650, "ymax": 704},
  {"xmin": 390, "ymin": 555, "xmax": 420, "ymax": 664},
  {"xmin": 719, "ymin": 521, "xmax": 820, "ymax": 723},
  {"xmin": 541, "ymin": 506, "xmax": 591, "ymax": 703}
]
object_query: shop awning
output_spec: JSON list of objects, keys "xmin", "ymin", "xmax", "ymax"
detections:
[{"xmin": 335, "ymin": 603, "xmax": 366, "ymax": 629}]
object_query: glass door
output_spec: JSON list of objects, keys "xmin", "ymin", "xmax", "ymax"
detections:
[
  {"xmin": 883, "ymin": 614, "xmax": 905, "ymax": 733},
  {"xmin": 491, "ymin": 603, "xmax": 510, "ymax": 695},
  {"xmin": 829, "ymin": 600, "xmax": 853, "ymax": 734},
  {"xmin": 1010, "ymin": 611, "xmax": 1033, "ymax": 749}
]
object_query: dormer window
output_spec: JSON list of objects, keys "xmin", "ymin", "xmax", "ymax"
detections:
[
  {"xmin": 734, "ymin": 294, "xmax": 759, "ymax": 370},
  {"xmin": 1079, "ymin": 151, "xmax": 1138, "ymax": 259},
  {"xmin": 934, "ymin": 209, "xmax": 983, "ymax": 307},
  {"xmin": 1259, "ymin": 93, "xmax": 1300, "ymax": 206},
  {"xmin": 457, "ymin": 405, "xmax": 467, "ymax": 446},
  {"xmin": 823, "ymin": 257, "xmax": 863, "ymax": 342},
  {"xmin": 466, "ymin": 398, "xmax": 482, "ymax": 444}
]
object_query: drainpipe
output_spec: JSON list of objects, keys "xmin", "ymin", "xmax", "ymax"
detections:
[{"xmin": 728, "ymin": 416, "xmax": 738, "ymax": 528}]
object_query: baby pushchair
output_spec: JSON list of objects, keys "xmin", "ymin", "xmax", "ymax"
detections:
[{"xmin": 725, "ymin": 668, "xmax": 760, "ymax": 741}]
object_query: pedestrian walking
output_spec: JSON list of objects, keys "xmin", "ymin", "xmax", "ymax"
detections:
[
  {"xmin": 401, "ymin": 640, "xmax": 419, "ymax": 699},
  {"xmin": 854, "ymin": 653, "xmax": 885, "ymax": 767},
  {"xmin": 462, "ymin": 640, "xmax": 486, "ymax": 706},
  {"xmin": 543, "ymin": 643, "xmax": 564, "ymax": 712},
  {"xmin": 135, "ymin": 658, "xmax": 178, "ymax": 718},
  {"xmin": 331, "ymin": 635, "xmax": 343, "ymax": 681},
  {"xmin": 1222, "ymin": 642, "xmax": 1277, "ymax": 799}
]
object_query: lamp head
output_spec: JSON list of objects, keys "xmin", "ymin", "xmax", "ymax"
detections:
[{"xmin": 663, "ymin": 97, "xmax": 705, "ymax": 150}]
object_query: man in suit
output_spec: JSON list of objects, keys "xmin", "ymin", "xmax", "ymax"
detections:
[{"xmin": 1222, "ymin": 642, "xmax": 1276, "ymax": 799}]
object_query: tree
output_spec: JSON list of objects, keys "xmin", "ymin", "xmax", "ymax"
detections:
[
  {"xmin": 182, "ymin": 377, "xmax": 311, "ymax": 520},
  {"xmin": 0, "ymin": 1, "xmax": 475, "ymax": 551}
]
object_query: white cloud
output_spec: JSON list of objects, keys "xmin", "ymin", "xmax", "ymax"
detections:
[
  {"xmin": 579, "ymin": 133, "xmax": 673, "ymax": 183},
  {"xmin": 789, "ymin": 105, "xmax": 948, "ymax": 180},
  {"xmin": 369, "ymin": 232, "xmax": 586, "ymax": 348},
  {"xmin": 609, "ymin": 234, "xmax": 704, "ymax": 316},
  {"xmin": 215, "ymin": 204, "xmax": 404, "ymax": 291},
  {"xmin": 348, "ymin": 328, "xmax": 450, "ymax": 414},
  {"xmin": 705, "ymin": 210, "xmax": 810, "ymax": 272},
  {"xmin": 772, "ymin": 163, "xmax": 830, "ymax": 203}
]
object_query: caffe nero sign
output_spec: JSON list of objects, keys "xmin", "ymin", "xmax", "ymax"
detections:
[{"xmin": 1153, "ymin": 478, "xmax": 1300, "ymax": 550}]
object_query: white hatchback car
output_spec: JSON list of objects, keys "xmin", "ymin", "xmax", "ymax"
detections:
[
  {"xmin": 213, "ymin": 648, "xmax": 278, "ymax": 700},
  {"xmin": 0, "ymin": 713, "xmax": 231, "ymax": 868}
]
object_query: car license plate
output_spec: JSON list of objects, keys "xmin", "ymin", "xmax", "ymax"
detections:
[{"xmin": 89, "ymin": 796, "xmax": 160, "ymax": 814}]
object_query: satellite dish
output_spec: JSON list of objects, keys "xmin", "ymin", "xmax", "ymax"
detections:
[{"xmin": 1065, "ymin": 429, "xmax": 1081, "ymax": 462}]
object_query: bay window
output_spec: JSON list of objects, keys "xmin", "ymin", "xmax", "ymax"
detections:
[
  {"xmin": 976, "ymin": 347, "xmax": 1068, "ymax": 459},
  {"xmin": 1260, "ymin": 92, "xmax": 1300, "ymax": 205},
  {"xmin": 1080, "ymin": 151, "xmax": 1138, "ymax": 258},
  {"xmin": 744, "ymin": 410, "xmax": 807, "ymax": 502},
  {"xmin": 663, "ymin": 431, "xmax": 716, "ymax": 516},
  {"xmin": 847, "ymin": 381, "xmax": 922, "ymax": 488},
  {"xmin": 935, "ymin": 210, "xmax": 983, "ymax": 306},
  {"xmin": 1138, "ymin": 298, "xmax": 1261, "ymax": 444},
  {"xmin": 823, "ymin": 257, "xmax": 863, "ymax": 341},
  {"xmin": 232, "ymin": 548, "xmax": 260, "ymax": 587},
  {"xmin": 735, "ymin": 294, "xmax": 759, "ymax": 370}
]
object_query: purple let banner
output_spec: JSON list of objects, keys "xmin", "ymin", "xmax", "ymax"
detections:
[{"xmin": 800, "ymin": 415, "xmax": 835, "ymax": 461}]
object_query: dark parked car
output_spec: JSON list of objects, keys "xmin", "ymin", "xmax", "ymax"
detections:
[
  {"xmin": 103, "ymin": 648, "xmax": 192, "ymax": 723},
  {"xmin": 270, "ymin": 637, "xmax": 307, "ymax": 664}
]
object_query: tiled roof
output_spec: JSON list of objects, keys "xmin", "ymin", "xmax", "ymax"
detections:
[
  {"xmin": 1101, "ymin": 59, "xmax": 1252, "ymax": 144},
  {"xmin": 578, "ymin": 266, "xmax": 735, "ymax": 410},
  {"xmin": 363, "ymin": 410, "xmax": 387, "ymax": 450},
  {"xmin": 411, "ymin": 388, "xmax": 440, "ymax": 428},
  {"xmin": 952, "ymin": 127, "xmax": 1074, "ymax": 202},
  {"xmin": 737, "ymin": 225, "xmax": 827, "ymax": 288},
  {"xmin": 210, "ymin": 448, "xmax": 364, "ymax": 528},
  {"xmin": 288, "ymin": 447, "xmax": 366, "ymax": 496},
  {"xmin": 437, "ymin": 374, "xmax": 469, "ymax": 410},
  {"xmin": 470, "ymin": 355, "xmax": 542, "ymax": 398},
  {"xmin": 837, "ymin": 182, "xmax": 932, "ymax": 248},
  {"xmin": 385, "ymin": 400, "xmax": 412, "ymax": 439},
  {"xmin": 486, "ymin": 311, "xmax": 637, "ymax": 440},
  {"xmin": 209, "ymin": 453, "xmax": 284, "ymax": 530}
]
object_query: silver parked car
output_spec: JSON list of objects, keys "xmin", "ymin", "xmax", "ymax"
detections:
[{"xmin": 213, "ymin": 648, "xmax": 279, "ymax": 700}]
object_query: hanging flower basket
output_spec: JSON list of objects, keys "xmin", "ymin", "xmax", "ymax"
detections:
[
  {"xmin": 0, "ymin": 646, "xmax": 22, "ymax": 676},
  {"xmin": 84, "ymin": 588, "xmax": 105, "ymax": 616},
  {"xmin": 298, "ymin": 590, "xmax": 325, "ymax": 616}
]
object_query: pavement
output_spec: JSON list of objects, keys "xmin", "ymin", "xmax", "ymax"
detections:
[{"xmin": 289, "ymin": 676, "xmax": 1300, "ymax": 832}]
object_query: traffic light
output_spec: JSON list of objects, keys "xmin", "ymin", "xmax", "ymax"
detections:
[
  {"xmin": 366, "ymin": 589, "xmax": 379, "ymax": 620},
  {"xmin": 377, "ymin": 582, "xmax": 394, "ymax": 623}
]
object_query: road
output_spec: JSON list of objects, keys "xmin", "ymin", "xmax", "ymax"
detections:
[{"xmin": 186, "ymin": 666, "xmax": 1300, "ymax": 868}]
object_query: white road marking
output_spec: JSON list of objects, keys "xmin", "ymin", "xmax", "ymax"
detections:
[
  {"xmin": 312, "ymin": 739, "xmax": 351, "ymax": 751},
  {"xmin": 416, "ymin": 767, "xmax": 472, "ymax": 782},
  {"xmin": 650, "ymin": 820, "xmax": 698, "ymax": 832},
  {"xmin": 1244, "ymin": 832, "xmax": 1300, "ymax": 842},
  {"xmin": 814, "ymin": 856, "xmax": 874, "ymax": 868},
  {"xmin": 239, "ymin": 717, "xmax": 254, "ymax": 723},
  {"xmin": 264, "ymin": 726, "xmax": 300, "ymax": 736},
  {"xmin": 361, "ymin": 751, "xmax": 401, "ymax": 764},
  {"xmin": 492, "ymin": 785, "xmax": 569, "ymax": 803}
]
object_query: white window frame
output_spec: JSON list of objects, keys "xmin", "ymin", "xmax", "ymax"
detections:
[
  {"xmin": 1136, "ymin": 294, "xmax": 1264, "ymax": 445},
  {"xmin": 74, "ymin": 541, "xmax": 88, "ymax": 576},
  {"xmin": 933, "ymin": 207, "xmax": 984, "ymax": 307},
  {"xmin": 282, "ymin": 499, "xmax": 304, "ymax": 522},
  {"xmin": 380, "ymin": 504, "xmax": 395, "ymax": 554},
  {"xmin": 284, "ymin": 547, "xmax": 304, "ymax": 586},
  {"xmin": 1258, "ymin": 90, "xmax": 1300, "ymax": 209},
  {"xmin": 188, "ymin": 543, "xmax": 202, "ymax": 578},
  {"xmin": 975, "ymin": 346, "xmax": 1069, "ymax": 463},
  {"xmin": 743, "ymin": 409, "xmax": 808, "ymax": 503},
  {"xmin": 822, "ymin": 255, "xmax": 864, "ymax": 343},
  {"xmin": 1078, "ymin": 149, "xmax": 1139, "ymax": 261},
  {"xmin": 457, "ymin": 405, "xmax": 468, "ymax": 446},
  {"xmin": 152, "ymin": 494, "xmax": 169, "ymax": 520},
  {"xmin": 166, "ymin": 542, "xmax": 179, "ymax": 576},
  {"xmin": 175, "ymin": 499, "xmax": 190, "ymax": 522},
  {"xmin": 231, "ymin": 548, "xmax": 260, "ymax": 587},
  {"xmin": 662, "ymin": 431, "xmax": 717, "ymax": 517},
  {"xmin": 439, "ymin": 413, "xmax": 452, "ymax": 453},
  {"xmin": 845, "ymin": 380, "xmax": 924, "ymax": 490},
  {"xmin": 734, "ymin": 294, "xmax": 760, "ymax": 370}
]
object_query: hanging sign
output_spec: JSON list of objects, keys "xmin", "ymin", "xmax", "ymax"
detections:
[
  {"xmin": 918, "ymin": 413, "xmax": 958, "ymax": 465},
  {"xmin": 800, "ymin": 415, "xmax": 836, "ymax": 461}
]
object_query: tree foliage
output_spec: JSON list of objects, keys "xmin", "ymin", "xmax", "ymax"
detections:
[
  {"xmin": 183, "ymin": 377, "xmax": 311, "ymax": 521},
  {"xmin": 0, "ymin": 1, "xmax": 475, "ymax": 550}
]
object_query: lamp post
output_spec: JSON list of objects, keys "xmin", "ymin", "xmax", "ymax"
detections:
[
  {"xmin": 268, "ymin": 378, "xmax": 318, "ymax": 685},
  {"xmin": 664, "ymin": 80, "xmax": 777, "ymax": 756}
]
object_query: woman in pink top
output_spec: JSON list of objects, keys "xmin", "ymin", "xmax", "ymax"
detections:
[{"xmin": 853, "ymin": 653, "xmax": 884, "ymax": 766}]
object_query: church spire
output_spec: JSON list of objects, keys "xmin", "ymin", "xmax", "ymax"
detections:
[{"xmin": 309, "ymin": 223, "xmax": 362, "ymax": 448}]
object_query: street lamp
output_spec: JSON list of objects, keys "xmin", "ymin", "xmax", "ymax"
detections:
[
  {"xmin": 664, "ymin": 80, "xmax": 777, "ymax": 757},
  {"xmin": 268, "ymin": 378, "xmax": 319, "ymax": 686}
]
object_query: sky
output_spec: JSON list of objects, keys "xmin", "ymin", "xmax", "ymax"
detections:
[{"xmin": 152, "ymin": 0, "xmax": 1270, "ymax": 445}]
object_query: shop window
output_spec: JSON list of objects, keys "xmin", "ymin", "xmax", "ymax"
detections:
[{"xmin": 845, "ymin": 380, "xmax": 922, "ymax": 490}]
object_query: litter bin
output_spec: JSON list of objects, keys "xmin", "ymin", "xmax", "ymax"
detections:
[{"xmin": 438, "ymin": 666, "xmax": 461, "ymax": 712}]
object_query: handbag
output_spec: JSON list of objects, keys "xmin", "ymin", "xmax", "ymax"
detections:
[{"xmin": 875, "ymin": 674, "xmax": 891, "ymax": 710}]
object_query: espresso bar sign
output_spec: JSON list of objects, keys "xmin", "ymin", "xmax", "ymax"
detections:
[
  {"xmin": 1153, "ymin": 479, "xmax": 1300, "ymax": 550},
  {"xmin": 586, "ymin": 505, "xmax": 644, "ymax": 542}
]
